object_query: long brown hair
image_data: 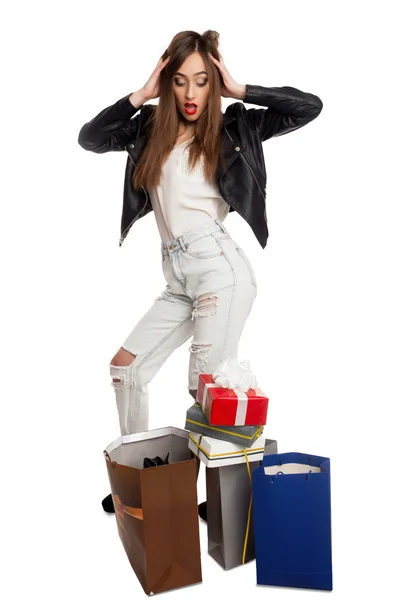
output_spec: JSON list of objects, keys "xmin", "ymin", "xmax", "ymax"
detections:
[{"xmin": 133, "ymin": 30, "xmax": 227, "ymax": 192}]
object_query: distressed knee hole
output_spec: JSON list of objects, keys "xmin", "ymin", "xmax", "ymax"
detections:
[
  {"xmin": 110, "ymin": 352, "xmax": 137, "ymax": 385},
  {"xmin": 191, "ymin": 292, "xmax": 219, "ymax": 321},
  {"xmin": 189, "ymin": 342, "xmax": 212, "ymax": 373}
]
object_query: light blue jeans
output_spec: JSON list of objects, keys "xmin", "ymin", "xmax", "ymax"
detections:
[{"xmin": 109, "ymin": 218, "xmax": 258, "ymax": 436}]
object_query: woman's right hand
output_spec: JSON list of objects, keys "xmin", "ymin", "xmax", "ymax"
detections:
[{"xmin": 141, "ymin": 55, "xmax": 171, "ymax": 101}]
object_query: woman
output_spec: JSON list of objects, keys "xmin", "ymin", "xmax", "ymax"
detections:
[{"xmin": 78, "ymin": 30, "xmax": 323, "ymax": 516}]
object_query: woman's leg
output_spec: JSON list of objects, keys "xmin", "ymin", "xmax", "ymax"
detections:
[
  {"xmin": 109, "ymin": 291, "xmax": 195, "ymax": 436},
  {"xmin": 109, "ymin": 348, "xmax": 137, "ymax": 434},
  {"xmin": 185, "ymin": 241, "xmax": 257, "ymax": 397}
]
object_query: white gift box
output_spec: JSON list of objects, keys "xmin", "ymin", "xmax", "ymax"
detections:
[{"xmin": 188, "ymin": 431, "xmax": 266, "ymax": 468}]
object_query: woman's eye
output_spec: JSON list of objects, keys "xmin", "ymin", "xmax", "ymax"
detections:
[{"xmin": 174, "ymin": 80, "xmax": 208, "ymax": 87}]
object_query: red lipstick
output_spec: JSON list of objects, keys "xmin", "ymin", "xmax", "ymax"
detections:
[{"xmin": 184, "ymin": 102, "xmax": 197, "ymax": 114}]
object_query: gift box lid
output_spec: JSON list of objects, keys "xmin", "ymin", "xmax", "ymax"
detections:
[
  {"xmin": 185, "ymin": 403, "xmax": 264, "ymax": 440},
  {"xmin": 188, "ymin": 431, "xmax": 265, "ymax": 463},
  {"xmin": 199, "ymin": 373, "xmax": 268, "ymax": 399}
]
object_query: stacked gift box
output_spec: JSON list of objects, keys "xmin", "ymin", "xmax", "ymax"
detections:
[{"xmin": 184, "ymin": 358, "xmax": 276, "ymax": 570}]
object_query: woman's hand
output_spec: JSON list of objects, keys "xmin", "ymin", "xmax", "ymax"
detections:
[
  {"xmin": 141, "ymin": 55, "xmax": 171, "ymax": 101},
  {"xmin": 208, "ymin": 52, "xmax": 246, "ymax": 100}
]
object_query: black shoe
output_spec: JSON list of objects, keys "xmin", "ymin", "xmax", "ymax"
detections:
[
  {"xmin": 102, "ymin": 493, "xmax": 115, "ymax": 513},
  {"xmin": 198, "ymin": 501, "xmax": 207, "ymax": 522}
]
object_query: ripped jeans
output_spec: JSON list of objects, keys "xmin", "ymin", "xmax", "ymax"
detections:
[{"xmin": 109, "ymin": 218, "xmax": 258, "ymax": 436}]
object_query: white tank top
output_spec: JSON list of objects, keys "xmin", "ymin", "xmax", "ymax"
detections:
[{"xmin": 148, "ymin": 137, "xmax": 230, "ymax": 242}]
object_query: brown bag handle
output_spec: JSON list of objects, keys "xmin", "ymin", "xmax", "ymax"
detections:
[
  {"xmin": 113, "ymin": 493, "xmax": 144, "ymax": 521},
  {"xmin": 122, "ymin": 506, "xmax": 144, "ymax": 520},
  {"xmin": 103, "ymin": 450, "xmax": 117, "ymax": 468},
  {"xmin": 103, "ymin": 454, "xmax": 143, "ymax": 520}
]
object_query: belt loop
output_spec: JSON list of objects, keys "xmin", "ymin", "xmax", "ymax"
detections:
[{"xmin": 178, "ymin": 236, "xmax": 186, "ymax": 251}]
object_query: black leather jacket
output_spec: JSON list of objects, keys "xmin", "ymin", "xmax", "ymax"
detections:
[{"xmin": 78, "ymin": 84, "xmax": 323, "ymax": 248}]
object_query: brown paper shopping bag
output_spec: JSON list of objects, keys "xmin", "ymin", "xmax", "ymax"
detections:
[{"xmin": 103, "ymin": 427, "xmax": 202, "ymax": 595}]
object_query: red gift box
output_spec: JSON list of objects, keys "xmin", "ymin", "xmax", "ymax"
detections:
[{"xmin": 196, "ymin": 373, "xmax": 269, "ymax": 426}]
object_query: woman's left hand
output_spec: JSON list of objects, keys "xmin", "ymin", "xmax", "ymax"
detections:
[{"xmin": 208, "ymin": 52, "xmax": 246, "ymax": 100}]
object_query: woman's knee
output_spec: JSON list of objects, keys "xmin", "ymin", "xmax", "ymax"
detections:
[{"xmin": 110, "ymin": 347, "xmax": 137, "ymax": 382}]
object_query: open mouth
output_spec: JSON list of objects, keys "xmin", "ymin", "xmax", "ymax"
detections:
[{"xmin": 184, "ymin": 103, "xmax": 197, "ymax": 114}]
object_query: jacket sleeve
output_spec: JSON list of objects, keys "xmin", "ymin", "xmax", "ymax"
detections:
[
  {"xmin": 77, "ymin": 93, "xmax": 142, "ymax": 153},
  {"xmin": 240, "ymin": 83, "xmax": 323, "ymax": 142}
]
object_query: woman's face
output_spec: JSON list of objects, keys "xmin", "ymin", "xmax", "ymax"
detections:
[{"xmin": 173, "ymin": 51, "xmax": 210, "ymax": 125}]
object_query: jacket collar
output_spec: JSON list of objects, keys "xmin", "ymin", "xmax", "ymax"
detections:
[{"xmin": 222, "ymin": 110, "xmax": 235, "ymax": 127}]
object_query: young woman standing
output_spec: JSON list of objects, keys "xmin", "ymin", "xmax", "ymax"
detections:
[{"xmin": 78, "ymin": 29, "xmax": 323, "ymax": 515}]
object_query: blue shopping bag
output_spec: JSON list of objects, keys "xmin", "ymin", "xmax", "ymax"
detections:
[{"xmin": 252, "ymin": 452, "xmax": 332, "ymax": 591}]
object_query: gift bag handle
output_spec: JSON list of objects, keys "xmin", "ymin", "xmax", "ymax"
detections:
[
  {"xmin": 271, "ymin": 470, "xmax": 284, "ymax": 482},
  {"xmin": 270, "ymin": 469, "xmax": 314, "ymax": 482},
  {"xmin": 122, "ymin": 506, "xmax": 144, "ymax": 520},
  {"xmin": 103, "ymin": 450, "xmax": 117, "ymax": 468},
  {"xmin": 103, "ymin": 454, "xmax": 143, "ymax": 519},
  {"xmin": 112, "ymin": 493, "xmax": 144, "ymax": 522}
]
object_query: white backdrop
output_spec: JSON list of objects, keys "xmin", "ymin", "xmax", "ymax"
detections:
[{"xmin": 2, "ymin": 0, "xmax": 399, "ymax": 598}]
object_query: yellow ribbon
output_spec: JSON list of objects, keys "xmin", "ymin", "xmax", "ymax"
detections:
[
  {"xmin": 242, "ymin": 448, "xmax": 252, "ymax": 565},
  {"xmin": 186, "ymin": 409, "xmax": 264, "ymax": 442},
  {"xmin": 189, "ymin": 433, "xmax": 264, "ymax": 458}
]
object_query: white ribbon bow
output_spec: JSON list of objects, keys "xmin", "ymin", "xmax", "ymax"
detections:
[{"xmin": 212, "ymin": 357, "xmax": 258, "ymax": 393}]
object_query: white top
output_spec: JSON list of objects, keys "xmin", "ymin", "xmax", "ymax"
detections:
[{"xmin": 148, "ymin": 137, "xmax": 230, "ymax": 242}]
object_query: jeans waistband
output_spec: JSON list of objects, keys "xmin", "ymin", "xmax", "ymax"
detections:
[{"xmin": 161, "ymin": 219, "xmax": 229, "ymax": 255}]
